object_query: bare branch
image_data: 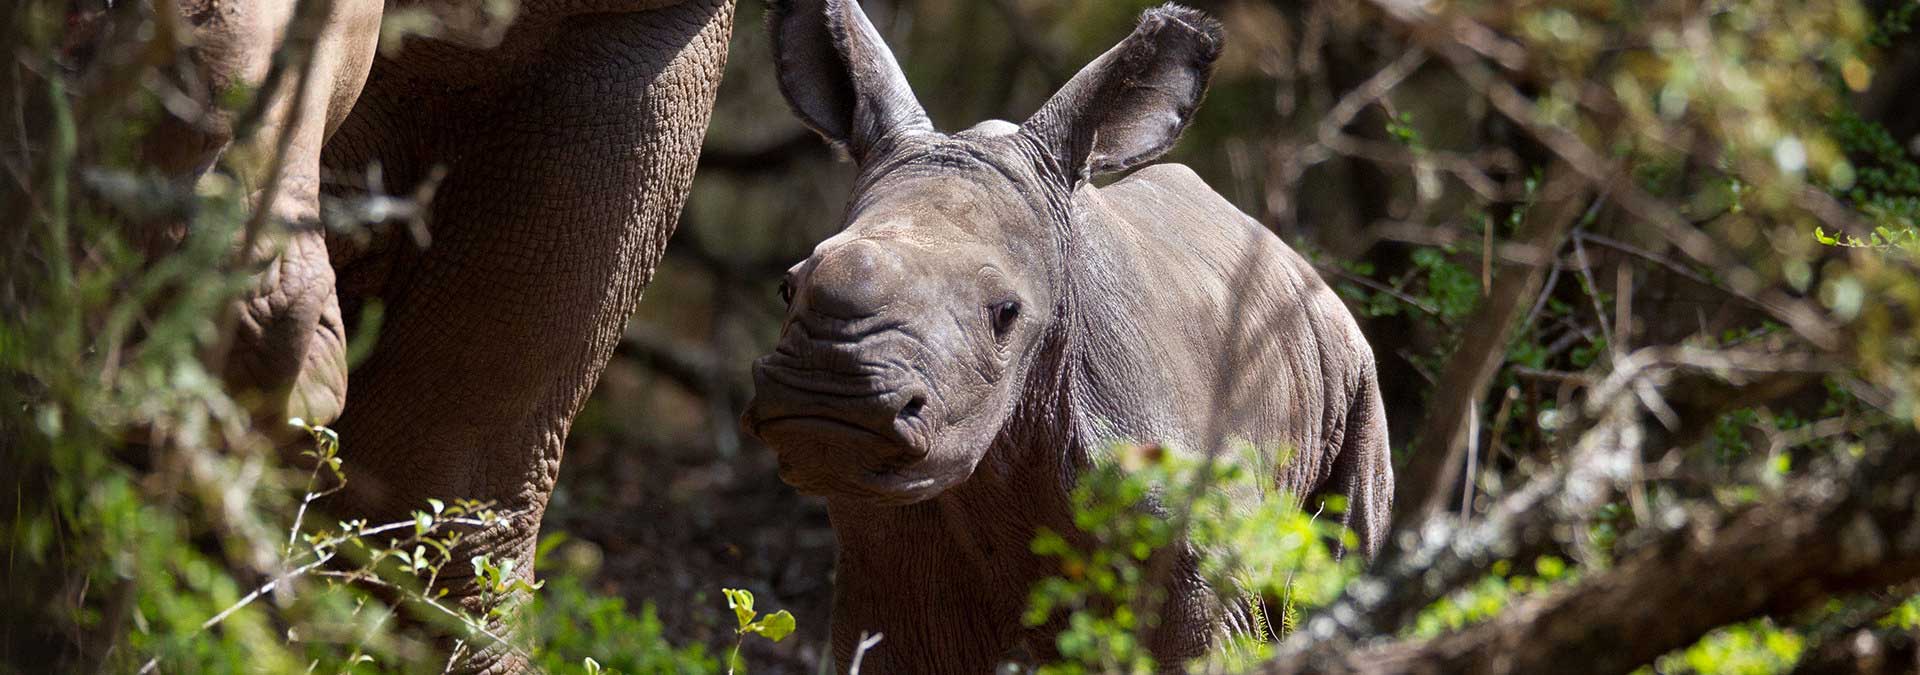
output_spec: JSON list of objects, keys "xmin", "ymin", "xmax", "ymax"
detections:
[
  {"xmin": 1285, "ymin": 345, "xmax": 1840, "ymax": 657},
  {"xmin": 1276, "ymin": 436, "xmax": 1920, "ymax": 675},
  {"xmin": 1391, "ymin": 164, "xmax": 1589, "ymax": 528}
]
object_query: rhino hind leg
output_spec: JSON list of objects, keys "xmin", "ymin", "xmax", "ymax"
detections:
[{"xmin": 1312, "ymin": 375, "xmax": 1393, "ymax": 561}]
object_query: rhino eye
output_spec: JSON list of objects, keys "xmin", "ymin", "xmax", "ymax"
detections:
[
  {"xmin": 991, "ymin": 301, "xmax": 1021, "ymax": 337},
  {"xmin": 778, "ymin": 279, "xmax": 795, "ymax": 306}
]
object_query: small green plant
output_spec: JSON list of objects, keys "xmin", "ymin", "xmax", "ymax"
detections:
[{"xmin": 722, "ymin": 588, "xmax": 797, "ymax": 674}]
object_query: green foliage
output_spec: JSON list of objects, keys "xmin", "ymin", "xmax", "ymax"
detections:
[
  {"xmin": 0, "ymin": 46, "xmax": 438, "ymax": 666},
  {"xmin": 1386, "ymin": 111, "xmax": 1425, "ymax": 152},
  {"xmin": 1409, "ymin": 556, "xmax": 1577, "ymax": 638},
  {"xmin": 1817, "ymin": 108, "xmax": 1920, "ymax": 251},
  {"xmin": 522, "ymin": 536, "xmax": 719, "ymax": 674},
  {"xmin": 1707, "ymin": 408, "xmax": 1762, "ymax": 460},
  {"xmin": 1023, "ymin": 444, "xmax": 1358, "ymax": 674},
  {"xmin": 722, "ymin": 589, "xmax": 797, "ymax": 643},
  {"xmin": 1812, "ymin": 223, "xmax": 1920, "ymax": 251},
  {"xmin": 719, "ymin": 588, "xmax": 797, "ymax": 674},
  {"xmin": 1409, "ymin": 248, "xmax": 1484, "ymax": 322},
  {"xmin": 1881, "ymin": 593, "xmax": 1920, "ymax": 630},
  {"xmin": 1652, "ymin": 620, "xmax": 1805, "ymax": 675},
  {"xmin": 1867, "ymin": 0, "xmax": 1920, "ymax": 47}
]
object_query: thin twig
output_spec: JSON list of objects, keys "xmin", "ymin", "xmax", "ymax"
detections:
[
  {"xmin": 319, "ymin": 571, "xmax": 534, "ymax": 664},
  {"xmin": 287, "ymin": 458, "xmax": 345, "ymax": 553},
  {"xmin": 1574, "ymin": 230, "xmax": 1717, "ymax": 290},
  {"xmin": 848, "ymin": 631, "xmax": 885, "ymax": 675},
  {"xmin": 441, "ymin": 639, "xmax": 469, "ymax": 674},
  {"xmin": 1570, "ymin": 230, "xmax": 1614, "ymax": 352},
  {"xmin": 1313, "ymin": 262, "xmax": 1449, "ymax": 323},
  {"xmin": 135, "ymin": 553, "xmax": 337, "ymax": 674},
  {"xmin": 1460, "ymin": 400, "xmax": 1478, "ymax": 524},
  {"xmin": 1369, "ymin": 220, "xmax": 1556, "ymax": 266},
  {"xmin": 1312, "ymin": 49, "xmax": 1429, "ymax": 152},
  {"xmin": 1520, "ymin": 256, "xmax": 1563, "ymax": 332},
  {"xmin": 133, "ymin": 510, "xmax": 498, "ymax": 672}
]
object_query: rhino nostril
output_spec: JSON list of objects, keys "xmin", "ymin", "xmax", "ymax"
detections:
[{"xmin": 899, "ymin": 395, "xmax": 926, "ymax": 420}]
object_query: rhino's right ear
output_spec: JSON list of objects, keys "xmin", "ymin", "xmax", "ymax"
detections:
[
  {"xmin": 771, "ymin": 0, "xmax": 932, "ymax": 163},
  {"xmin": 1022, "ymin": 4, "xmax": 1222, "ymax": 182}
]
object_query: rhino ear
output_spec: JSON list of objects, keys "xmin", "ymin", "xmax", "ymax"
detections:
[
  {"xmin": 1022, "ymin": 4, "xmax": 1222, "ymax": 181},
  {"xmin": 771, "ymin": 0, "xmax": 932, "ymax": 162}
]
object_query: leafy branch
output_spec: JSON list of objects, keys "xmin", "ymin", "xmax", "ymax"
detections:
[{"xmin": 721, "ymin": 588, "xmax": 796, "ymax": 675}]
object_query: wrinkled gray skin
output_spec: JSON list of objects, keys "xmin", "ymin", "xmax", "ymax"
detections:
[
  {"xmin": 741, "ymin": 1, "xmax": 1391, "ymax": 671},
  {"xmin": 134, "ymin": 0, "xmax": 735, "ymax": 671}
]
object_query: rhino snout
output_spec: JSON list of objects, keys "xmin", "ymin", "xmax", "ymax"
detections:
[{"xmin": 742, "ymin": 360, "xmax": 941, "ymax": 501}]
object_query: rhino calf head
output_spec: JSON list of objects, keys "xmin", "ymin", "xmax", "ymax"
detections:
[{"xmin": 740, "ymin": 0, "xmax": 1223, "ymax": 505}]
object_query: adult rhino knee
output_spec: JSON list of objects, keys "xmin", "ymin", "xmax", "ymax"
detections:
[{"xmin": 741, "ymin": 1, "xmax": 1393, "ymax": 671}]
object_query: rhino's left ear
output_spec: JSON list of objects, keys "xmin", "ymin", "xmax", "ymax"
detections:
[{"xmin": 1022, "ymin": 4, "xmax": 1222, "ymax": 181}]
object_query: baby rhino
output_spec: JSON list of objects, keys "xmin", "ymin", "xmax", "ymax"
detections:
[{"xmin": 742, "ymin": 1, "xmax": 1392, "ymax": 671}]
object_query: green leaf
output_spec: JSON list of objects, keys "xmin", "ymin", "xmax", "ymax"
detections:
[
  {"xmin": 747, "ymin": 610, "xmax": 796, "ymax": 642},
  {"xmin": 1535, "ymin": 556, "xmax": 1568, "ymax": 580},
  {"xmin": 584, "ymin": 657, "xmax": 603, "ymax": 675},
  {"xmin": 1769, "ymin": 453, "xmax": 1792, "ymax": 475},
  {"xmin": 723, "ymin": 588, "xmax": 755, "ymax": 630},
  {"xmin": 428, "ymin": 498, "xmax": 445, "ymax": 515}
]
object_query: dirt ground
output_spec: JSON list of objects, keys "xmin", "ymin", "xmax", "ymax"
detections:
[{"xmin": 544, "ymin": 342, "xmax": 839, "ymax": 674}]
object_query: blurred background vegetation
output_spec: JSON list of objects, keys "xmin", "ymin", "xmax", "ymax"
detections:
[{"xmin": 8, "ymin": 0, "xmax": 1920, "ymax": 672}]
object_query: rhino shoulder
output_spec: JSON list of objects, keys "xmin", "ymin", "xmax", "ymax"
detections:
[
  {"xmin": 1096, "ymin": 163, "xmax": 1274, "ymax": 254},
  {"xmin": 1117, "ymin": 161, "xmax": 1210, "ymax": 190},
  {"xmin": 1102, "ymin": 163, "xmax": 1241, "ymax": 222}
]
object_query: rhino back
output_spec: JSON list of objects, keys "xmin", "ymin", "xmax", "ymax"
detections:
[{"xmin": 1073, "ymin": 163, "xmax": 1377, "ymax": 496}]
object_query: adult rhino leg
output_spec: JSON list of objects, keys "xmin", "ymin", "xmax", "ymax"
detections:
[
  {"xmin": 326, "ymin": 1, "xmax": 734, "ymax": 669},
  {"xmin": 150, "ymin": 0, "xmax": 381, "ymax": 434}
]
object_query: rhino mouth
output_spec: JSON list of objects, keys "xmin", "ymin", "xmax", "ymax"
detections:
[
  {"xmin": 751, "ymin": 413, "xmax": 945, "ymax": 504},
  {"xmin": 757, "ymin": 414, "xmax": 891, "ymax": 443}
]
